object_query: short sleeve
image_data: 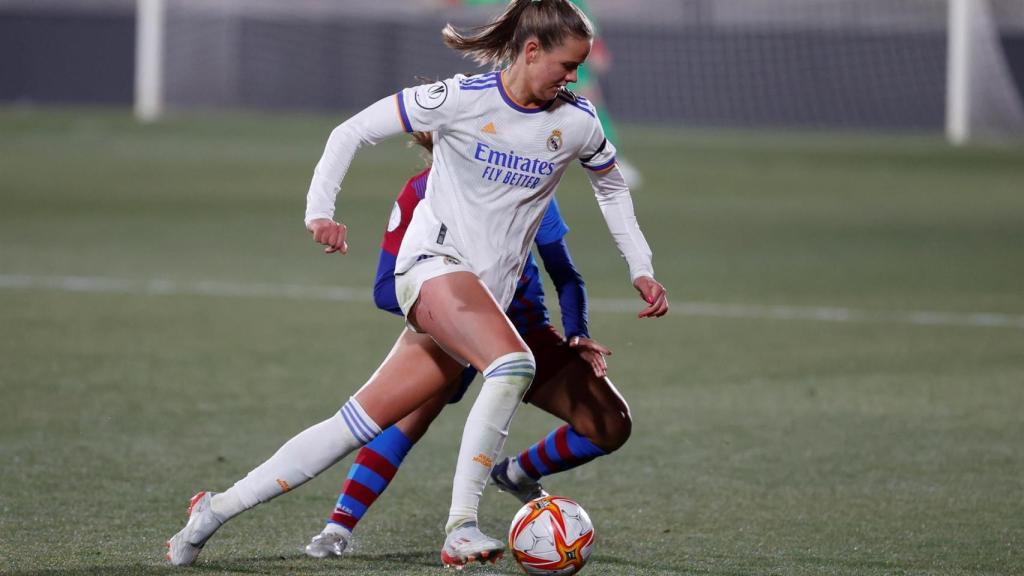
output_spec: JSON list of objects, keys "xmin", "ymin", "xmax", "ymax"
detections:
[
  {"xmin": 578, "ymin": 115, "xmax": 618, "ymax": 173},
  {"xmin": 380, "ymin": 172, "xmax": 425, "ymax": 255},
  {"xmin": 534, "ymin": 197, "xmax": 570, "ymax": 246},
  {"xmin": 395, "ymin": 77, "xmax": 461, "ymax": 133}
]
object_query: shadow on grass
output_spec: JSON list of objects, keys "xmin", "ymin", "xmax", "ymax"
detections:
[
  {"xmin": 594, "ymin": 554, "xmax": 692, "ymax": 575},
  {"xmin": 11, "ymin": 550, "xmax": 935, "ymax": 576},
  {"xmin": 9, "ymin": 568, "xmax": 191, "ymax": 576},
  {"xmin": 7, "ymin": 550, "xmax": 444, "ymax": 576},
  {"xmin": 596, "ymin": 551, "xmax": 933, "ymax": 576}
]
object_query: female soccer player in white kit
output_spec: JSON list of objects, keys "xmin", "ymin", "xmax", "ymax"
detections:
[{"xmin": 167, "ymin": 0, "xmax": 667, "ymax": 568}]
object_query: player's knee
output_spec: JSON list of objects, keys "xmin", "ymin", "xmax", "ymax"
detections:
[
  {"xmin": 483, "ymin": 350, "xmax": 536, "ymax": 395},
  {"xmin": 585, "ymin": 408, "xmax": 630, "ymax": 453},
  {"xmin": 604, "ymin": 409, "xmax": 632, "ymax": 452},
  {"xmin": 573, "ymin": 377, "xmax": 632, "ymax": 453},
  {"xmin": 572, "ymin": 393, "xmax": 632, "ymax": 453}
]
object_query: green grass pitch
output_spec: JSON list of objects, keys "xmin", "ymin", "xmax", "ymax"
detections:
[{"xmin": 1, "ymin": 107, "xmax": 1023, "ymax": 575}]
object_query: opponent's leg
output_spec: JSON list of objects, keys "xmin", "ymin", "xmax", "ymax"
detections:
[
  {"xmin": 304, "ymin": 424, "xmax": 417, "ymax": 559},
  {"xmin": 306, "ymin": 373, "xmax": 465, "ymax": 558},
  {"xmin": 409, "ymin": 272, "xmax": 536, "ymax": 566},
  {"xmin": 493, "ymin": 343, "xmax": 631, "ymax": 502}
]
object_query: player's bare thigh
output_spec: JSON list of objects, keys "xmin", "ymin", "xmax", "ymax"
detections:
[
  {"xmin": 409, "ymin": 271, "xmax": 530, "ymax": 371},
  {"xmin": 526, "ymin": 347, "xmax": 632, "ymax": 452},
  {"xmin": 353, "ymin": 328, "xmax": 465, "ymax": 429}
]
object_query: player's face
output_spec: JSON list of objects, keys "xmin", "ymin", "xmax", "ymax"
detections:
[{"xmin": 531, "ymin": 36, "xmax": 591, "ymax": 101}]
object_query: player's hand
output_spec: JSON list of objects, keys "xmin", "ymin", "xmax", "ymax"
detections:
[
  {"xmin": 569, "ymin": 335, "xmax": 612, "ymax": 378},
  {"xmin": 634, "ymin": 276, "xmax": 668, "ymax": 318},
  {"xmin": 307, "ymin": 218, "xmax": 348, "ymax": 255}
]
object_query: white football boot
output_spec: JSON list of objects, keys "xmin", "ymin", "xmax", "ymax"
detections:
[
  {"xmin": 440, "ymin": 521, "xmax": 504, "ymax": 568},
  {"xmin": 490, "ymin": 457, "xmax": 549, "ymax": 504},
  {"xmin": 304, "ymin": 525, "xmax": 352, "ymax": 559},
  {"xmin": 166, "ymin": 491, "xmax": 224, "ymax": 566}
]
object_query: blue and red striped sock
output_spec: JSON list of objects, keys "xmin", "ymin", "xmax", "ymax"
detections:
[
  {"xmin": 515, "ymin": 425, "xmax": 606, "ymax": 480},
  {"xmin": 327, "ymin": 425, "xmax": 413, "ymax": 532}
]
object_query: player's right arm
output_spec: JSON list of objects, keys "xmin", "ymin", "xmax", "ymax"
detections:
[{"xmin": 304, "ymin": 78, "xmax": 461, "ymax": 253}]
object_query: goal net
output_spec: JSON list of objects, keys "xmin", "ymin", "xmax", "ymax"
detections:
[{"xmin": 141, "ymin": 0, "xmax": 1024, "ymax": 141}]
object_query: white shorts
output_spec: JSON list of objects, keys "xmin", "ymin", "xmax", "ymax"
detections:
[{"xmin": 394, "ymin": 255, "xmax": 475, "ymax": 366}]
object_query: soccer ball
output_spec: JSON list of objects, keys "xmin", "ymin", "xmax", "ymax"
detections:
[{"xmin": 508, "ymin": 496, "xmax": 595, "ymax": 575}]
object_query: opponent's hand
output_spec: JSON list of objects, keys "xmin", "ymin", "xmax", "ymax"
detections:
[
  {"xmin": 307, "ymin": 218, "xmax": 348, "ymax": 255},
  {"xmin": 569, "ymin": 335, "xmax": 612, "ymax": 378},
  {"xmin": 634, "ymin": 276, "xmax": 668, "ymax": 318}
]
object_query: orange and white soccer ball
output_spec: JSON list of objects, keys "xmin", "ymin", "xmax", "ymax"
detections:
[{"xmin": 508, "ymin": 496, "xmax": 595, "ymax": 575}]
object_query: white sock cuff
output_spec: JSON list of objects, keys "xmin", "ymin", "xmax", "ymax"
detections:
[
  {"xmin": 483, "ymin": 351, "xmax": 536, "ymax": 380},
  {"xmin": 323, "ymin": 523, "xmax": 352, "ymax": 537},
  {"xmin": 339, "ymin": 396, "xmax": 382, "ymax": 445},
  {"xmin": 507, "ymin": 456, "xmax": 529, "ymax": 485}
]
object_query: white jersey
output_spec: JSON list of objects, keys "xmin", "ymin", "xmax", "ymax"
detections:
[{"xmin": 306, "ymin": 71, "xmax": 654, "ymax": 310}]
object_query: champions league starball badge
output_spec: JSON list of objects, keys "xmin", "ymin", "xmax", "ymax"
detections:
[{"xmin": 414, "ymin": 81, "xmax": 448, "ymax": 110}]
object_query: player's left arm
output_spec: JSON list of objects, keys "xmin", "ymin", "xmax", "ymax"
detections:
[{"xmin": 578, "ymin": 117, "xmax": 668, "ymax": 318}]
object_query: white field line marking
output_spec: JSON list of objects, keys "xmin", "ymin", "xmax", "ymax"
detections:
[
  {"xmin": 589, "ymin": 299, "xmax": 1024, "ymax": 329},
  {"xmin": 2, "ymin": 274, "xmax": 1022, "ymax": 330},
  {"xmin": 0, "ymin": 274, "xmax": 366, "ymax": 302}
]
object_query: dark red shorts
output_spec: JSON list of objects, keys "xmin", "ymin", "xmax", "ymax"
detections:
[
  {"xmin": 447, "ymin": 324, "xmax": 578, "ymax": 405},
  {"xmin": 522, "ymin": 324, "xmax": 577, "ymax": 404}
]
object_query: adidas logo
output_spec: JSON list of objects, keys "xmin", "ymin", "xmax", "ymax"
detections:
[{"xmin": 481, "ymin": 122, "xmax": 497, "ymax": 134}]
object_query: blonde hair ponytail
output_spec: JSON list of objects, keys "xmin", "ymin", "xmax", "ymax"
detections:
[{"xmin": 442, "ymin": 0, "xmax": 593, "ymax": 67}]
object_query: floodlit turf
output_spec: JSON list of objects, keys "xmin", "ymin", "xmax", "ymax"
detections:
[{"xmin": 1, "ymin": 106, "xmax": 1022, "ymax": 575}]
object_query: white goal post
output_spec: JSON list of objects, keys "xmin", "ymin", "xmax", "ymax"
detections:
[
  {"xmin": 946, "ymin": 0, "xmax": 1024, "ymax": 144},
  {"xmin": 134, "ymin": 0, "xmax": 165, "ymax": 123},
  {"xmin": 134, "ymin": 0, "xmax": 1024, "ymax": 143}
]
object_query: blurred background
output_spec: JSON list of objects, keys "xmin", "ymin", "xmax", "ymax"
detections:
[
  {"xmin": 3, "ymin": 0, "xmax": 1024, "ymax": 137},
  {"xmin": 2, "ymin": 2, "xmax": 1023, "ymax": 575}
]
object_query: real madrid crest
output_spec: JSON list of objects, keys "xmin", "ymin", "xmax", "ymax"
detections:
[{"xmin": 547, "ymin": 129, "xmax": 563, "ymax": 152}]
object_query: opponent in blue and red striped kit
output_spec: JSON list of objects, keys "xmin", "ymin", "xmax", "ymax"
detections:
[{"xmin": 305, "ymin": 160, "xmax": 633, "ymax": 559}]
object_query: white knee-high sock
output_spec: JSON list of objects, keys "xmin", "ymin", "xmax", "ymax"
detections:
[
  {"xmin": 447, "ymin": 351, "xmax": 535, "ymax": 533},
  {"xmin": 210, "ymin": 397, "xmax": 381, "ymax": 520}
]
